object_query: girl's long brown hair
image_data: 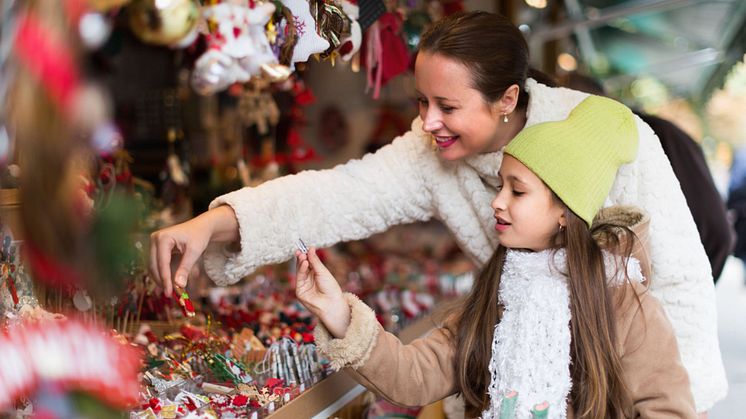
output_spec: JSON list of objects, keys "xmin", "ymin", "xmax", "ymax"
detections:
[{"xmin": 454, "ymin": 206, "xmax": 638, "ymax": 418}]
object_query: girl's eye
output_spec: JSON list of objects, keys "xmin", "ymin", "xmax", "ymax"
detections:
[
  {"xmin": 440, "ymin": 106, "xmax": 455, "ymax": 113},
  {"xmin": 512, "ymin": 190, "xmax": 525, "ymax": 196}
]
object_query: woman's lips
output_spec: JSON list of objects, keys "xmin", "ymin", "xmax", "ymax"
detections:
[{"xmin": 434, "ymin": 135, "xmax": 458, "ymax": 148}]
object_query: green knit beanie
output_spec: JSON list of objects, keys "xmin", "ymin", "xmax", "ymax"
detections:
[{"xmin": 504, "ymin": 95, "xmax": 639, "ymax": 227}]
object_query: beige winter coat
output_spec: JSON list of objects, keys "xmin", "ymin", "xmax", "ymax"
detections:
[{"xmin": 314, "ymin": 208, "xmax": 697, "ymax": 418}]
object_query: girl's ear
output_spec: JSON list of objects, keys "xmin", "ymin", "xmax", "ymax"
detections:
[
  {"xmin": 495, "ymin": 84, "xmax": 521, "ymax": 115},
  {"xmin": 558, "ymin": 212, "xmax": 567, "ymax": 229}
]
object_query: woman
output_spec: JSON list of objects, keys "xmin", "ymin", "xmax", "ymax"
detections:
[{"xmin": 150, "ymin": 11, "xmax": 725, "ymax": 412}]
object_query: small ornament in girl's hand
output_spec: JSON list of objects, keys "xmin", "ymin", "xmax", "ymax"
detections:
[
  {"xmin": 174, "ymin": 287, "xmax": 196, "ymax": 317},
  {"xmin": 296, "ymin": 238, "xmax": 309, "ymax": 254}
]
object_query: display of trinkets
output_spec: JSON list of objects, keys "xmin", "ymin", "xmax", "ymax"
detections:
[{"xmin": 0, "ymin": 229, "xmax": 45, "ymax": 322}]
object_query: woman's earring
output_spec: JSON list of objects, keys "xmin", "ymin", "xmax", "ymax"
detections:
[
  {"xmin": 503, "ymin": 113, "xmax": 509, "ymax": 123},
  {"xmin": 559, "ymin": 225, "xmax": 565, "ymax": 233}
]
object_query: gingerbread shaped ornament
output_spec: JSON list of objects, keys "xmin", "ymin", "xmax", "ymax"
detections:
[{"xmin": 280, "ymin": 0, "xmax": 330, "ymax": 65}]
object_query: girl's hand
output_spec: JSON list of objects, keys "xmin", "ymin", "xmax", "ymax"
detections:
[{"xmin": 295, "ymin": 248, "xmax": 350, "ymax": 338}]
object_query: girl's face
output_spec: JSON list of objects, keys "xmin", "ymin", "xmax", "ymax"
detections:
[
  {"xmin": 491, "ymin": 155, "xmax": 566, "ymax": 251},
  {"xmin": 414, "ymin": 52, "xmax": 507, "ymax": 161}
]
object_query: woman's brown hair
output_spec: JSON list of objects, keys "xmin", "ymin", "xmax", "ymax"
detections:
[
  {"xmin": 454, "ymin": 202, "xmax": 638, "ymax": 418},
  {"xmin": 418, "ymin": 11, "xmax": 556, "ymax": 109}
]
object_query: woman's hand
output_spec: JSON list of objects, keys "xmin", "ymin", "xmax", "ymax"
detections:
[
  {"xmin": 295, "ymin": 248, "xmax": 350, "ymax": 338},
  {"xmin": 149, "ymin": 205, "xmax": 239, "ymax": 296}
]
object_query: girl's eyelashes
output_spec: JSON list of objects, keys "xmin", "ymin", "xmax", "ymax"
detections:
[{"xmin": 496, "ymin": 182, "xmax": 524, "ymax": 196}]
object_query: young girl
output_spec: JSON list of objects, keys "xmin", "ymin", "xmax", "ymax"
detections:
[{"xmin": 294, "ymin": 96, "xmax": 697, "ymax": 418}]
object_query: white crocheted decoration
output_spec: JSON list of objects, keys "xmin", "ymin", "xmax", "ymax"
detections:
[
  {"xmin": 203, "ymin": 2, "xmax": 254, "ymax": 58},
  {"xmin": 482, "ymin": 249, "xmax": 644, "ymax": 419},
  {"xmin": 238, "ymin": 2, "xmax": 279, "ymax": 77},
  {"xmin": 339, "ymin": 0, "xmax": 361, "ymax": 61},
  {"xmin": 281, "ymin": 0, "xmax": 330, "ymax": 64}
]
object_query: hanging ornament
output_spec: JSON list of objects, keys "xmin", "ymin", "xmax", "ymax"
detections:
[
  {"xmin": 279, "ymin": 0, "xmax": 329, "ymax": 65},
  {"xmin": 312, "ymin": 0, "xmax": 348, "ymax": 61},
  {"xmin": 192, "ymin": 1, "xmax": 280, "ymax": 94},
  {"xmin": 202, "ymin": 1, "xmax": 257, "ymax": 60},
  {"xmin": 128, "ymin": 0, "xmax": 199, "ymax": 46},
  {"xmin": 273, "ymin": 4, "xmax": 298, "ymax": 66},
  {"xmin": 91, "ymin": 121, "xmax": 123, "ymax": 154},
  {"xmin": 78, "ymin": 11, "xmax": 113, "ymax": 50},
  {"xmin": 260, "ymin": 63, "xmax": 293, "ymax": 83},
  {"xmin": 72, "ymin": 289, "xmax": 93, "ymax": 311},
  {"xmin": 362, "ymin": 11, "xmax": 410, "ymax": 98},
  {"xmin": 239, "ymin": 2, "xmax": 279, "ymax": 77},
  {"xmin": 338, "ymin": 0, "xmax": 361, "ymax": 61},
  {"xmin": 190, "ymin": 49, "xmax": 237, "ymax": 95},
  {"xmin": 403, "ymin": 9, "xmax": 430, "ymax": 52},
  {"xmin": 0, "ymin": 125, "xmax": 10, "ymax": 164},
  {"xmin": 441, "ymin": 0, "xmax": 465, "ymax": 16}
]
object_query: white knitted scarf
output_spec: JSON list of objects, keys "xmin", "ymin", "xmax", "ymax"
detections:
[{"xmin": 482, "ymin": 249, "xmax": 644, "ymax": 419}]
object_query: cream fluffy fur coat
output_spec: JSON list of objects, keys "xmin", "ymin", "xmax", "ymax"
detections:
[{"xmin": 204, "ymin": 79, "xmax": 726, "ymax": 410}]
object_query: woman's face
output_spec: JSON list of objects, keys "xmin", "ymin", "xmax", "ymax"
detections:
[
  {"xmin": 491, "ymin": 155, "xmax": 566, "ymax": 251},
  {"xmin": 414, "ymin": 52, "xmax": 505, "ymax": 160}
]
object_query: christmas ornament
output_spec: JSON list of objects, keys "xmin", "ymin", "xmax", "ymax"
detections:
[
  {"xmin": 202, "ymin": 0, "xmax": 260, "ymax": 60},
  {"xmin": 280, "ymin": 0, "xmax": 329, "ymax": 65},
  {"xmin": 260, "ymin": 63, "xmax": 293, "ymax": 83},
  {"xmin": 312, "ymin": 0, "xmax": 348, "ymax": 59},
  {"xmin": 192, "ymin": 1, "xmax": 278, "ymax": 94},
  {"xmin": 72, "ymin": 289, "xmax": 93, "ymax": 311},
  {"xmin": 78, "ymin": 11, "xmax": 113, "ymax": 50},
  {"xmin": 338, "ymin": 0, "xmax": 361, "ymax": 61},
  {"xmin": 242, "ymin": 2, "xmax": 279, "ymax": 77},
  {"xmin": 402, "ymin": 9, "xmax": 430, "ymax": 52},
  {"xmin": 0, "ymin": 319, "xmax": 142, "ymax": 409},
  {"xmin": 128, "ymin": 0, "xmax": 199, "ymax": 46},
  {"xmin": 190, "ymin": 49, "xmax": 237, "ymax": 95},
  {"xmin": 174, "ymin": 287, "xmax": 195, "ymax": 317},
  {"xmin": 0, "ymin": 126, "xmax": 9, "ymax": 164},
  {"xmin": 363, "ymin": 11, "xmax": 410, "ymax": 98}
]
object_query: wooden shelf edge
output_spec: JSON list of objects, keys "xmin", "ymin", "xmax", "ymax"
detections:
[{"xmin": 267, "ymin": 313, "xmax": 438, "ymax": 419}]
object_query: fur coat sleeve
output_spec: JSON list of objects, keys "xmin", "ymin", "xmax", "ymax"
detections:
[
  {"xmin": 314, "ymin": 294, "xmax": 457, "ymax": 408},
  {"xmin": 201, "ymin": 127, "xmax": 436, "ymax": 286}
]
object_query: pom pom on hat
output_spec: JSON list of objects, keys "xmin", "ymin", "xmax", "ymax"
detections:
[{"xmin": 504, "ymin": 95, "xmax": 639, "ymax": 226}]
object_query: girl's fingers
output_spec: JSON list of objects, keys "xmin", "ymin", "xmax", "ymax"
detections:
[
  {"xmin": 297, "ymin": 259, "xmax": 310, "ymax": 280},
  {"xmin": 307, "ymin": 248, "xmax": 331, "ymax": 274}
]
